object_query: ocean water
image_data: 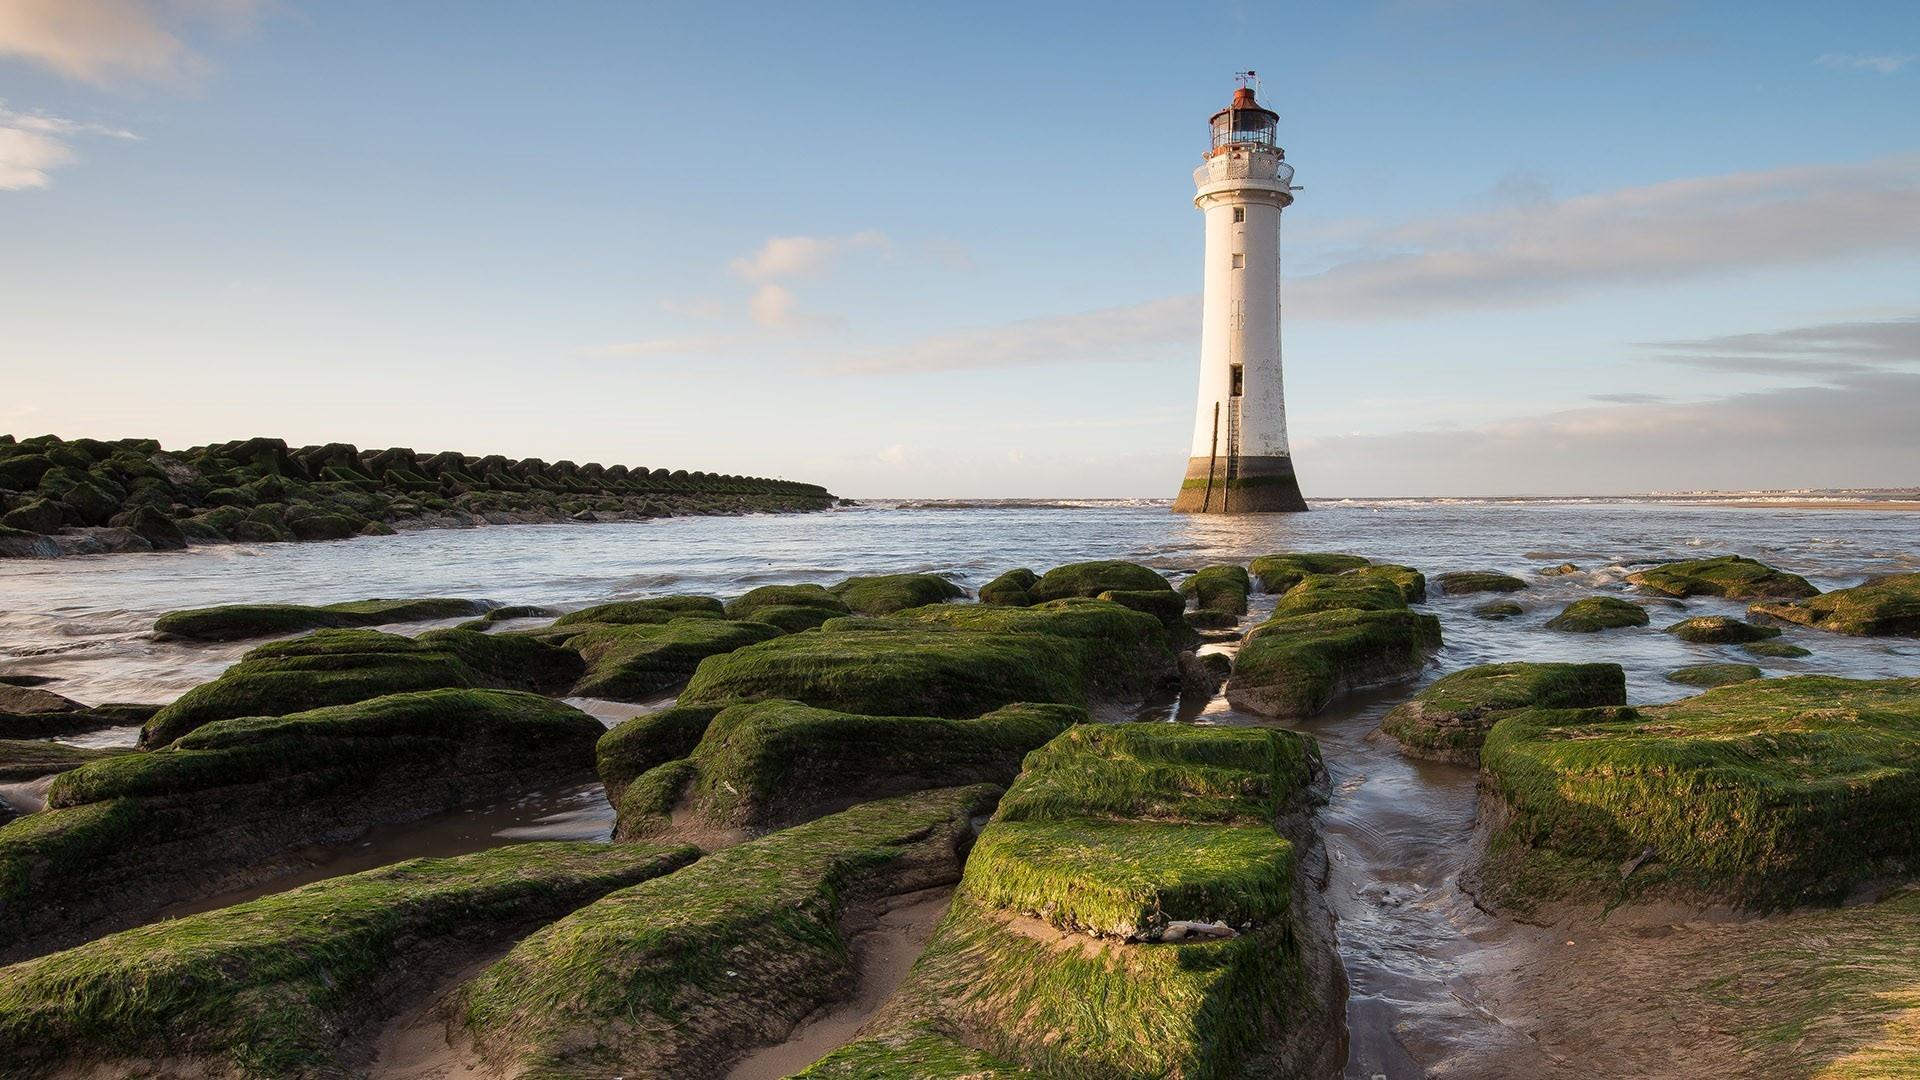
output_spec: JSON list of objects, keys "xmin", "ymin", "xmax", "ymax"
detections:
[{"xmin": 2, "ymin": 499, "xmax": 1917, "ymax": 1075}]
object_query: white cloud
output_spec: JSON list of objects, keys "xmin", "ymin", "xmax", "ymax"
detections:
[
  {"xmin": 1817, "ymin": 52, "xmax": 1914, "ymax": 75},
  {"xmin": 834, "ymin": 294, "xmax": 1199, "ymax": 374},
  {"xmin": 1291, "ymin": 154, "xmax": 1920, "ymax": 320},
  {"xmin": 0, "ymin": 102, "xmax": 138, "ymax": 190},
  {"xmin": 748, "ymin": 283, "xmax": 803, "ymax": 328},
  {"xmin": 730, "ymin": 230, "xmax": 888, "ymax": 281},
  {"xmin": 0, "ymin": 0, "xmax": 260, "ymax": 87}
]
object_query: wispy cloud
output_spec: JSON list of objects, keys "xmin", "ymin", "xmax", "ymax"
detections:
[
  {"xmin": 1291, "ymin": 155, "xmax": 1920, "ymax": 319},
  {"xmin": 730, "ymin": 230, "xmax": 889, "ymax": 281},
  {"xmin": 0, "ymin": 101, "xmax": 138, "ymax": 189},
  {"xmin": 1304, "ymin": 314, "xmax": 1920, "ymax": 494},
  {"xmin": 0, "ymin": 0, "xmax": 261, "ymax": 87},
  {"xmin": 831, "ymin": 295, "xmax": 1199, "ymax": 375},
  {"xmin": 1636, "ymin": 316, "xmax": 1920, "ymax": 378},
  {"xmin": 1817, "ymin": 52, "xmax": 1914, "ymax": 75}
]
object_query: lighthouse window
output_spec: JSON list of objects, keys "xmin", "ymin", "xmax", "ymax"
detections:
[
  {"xmin": 1230, "ymin": 365, "xmax": 1245, "ymax": 397},
  {"xmin": 1231, "ymin": 253, "xmax": 1245, "ymax": 269},
  {"xmin": 1233, "ymin": 207, "xmax": 1245, "ymax": 223}
]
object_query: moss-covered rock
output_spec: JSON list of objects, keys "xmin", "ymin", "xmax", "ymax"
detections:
[
  {"xmin": 619, "ymin": 700, "xmax": 1081, "ymax": 837},
  {"xmin": 1096, "ymin": 587, "xmax": 1187, "ymax": 628},
  {"xmin": 1473, "ymin": 600, "xmax": 1524, "ymax": 620},
  {"xmin": 1380, "ymin": 662, "xmax": 1626, "ymax": 764},
  {"xmin": 732, "ymin": 603, "xmax": 839, "ymax": 633},
  {"xmin": 829, "ymin": 573, "xmax": 963, "ymax": 614},
  {"xmin": 0, "ymin": 739, "xmax": 131, "ymax": 782},
  {"xmin": 567, "ymin": 617, "xmax": 784, "ymax": 700},
  {"xmin": 153, "ymin": 597, "xmax": 491, "ymax": 642},
  {"xmin": 1627, "ymin": 555, "xmax": 1818, "ymax": 600},
  {"xmin": 1474, "ymin": 676, "xmax": 1920, "ymax": 911},
  {"xmin": 125, "ymin": 505, "xmax": 186, "ymax": 550},
  {"xmin": 1743, "ymin": 641, "xmax": 1813, "ymax": 659},
  {"xmin": 1749, "ymin": 572, "xmax": 1920, "ymax": 638},
  {"xmin": 551, "ymin": 594, "xmax": 725, "ymax": 627},
  {"xmin": 831, "ymin": 722, "xmax": 1341, "ymax": 1078},
  {"xmin": 978, "ymin": 567, "xmax": 1037, "ymax": 606},
  {"xmin": 0, "ymin": 498, "xmax": 62, "ymax": 535},
  {"xmin": 1269, "ymin": 572, "xmax": 1409, "ymax": 617},
  {"xmin": 1026, "ymin": 560, "xmax": 1170, "ymax": 603},
  {"xmin": 1663, "ymin": 615, "xmax": 1781, "ymax": 644},
  {"xmin": 725, "ymin": 583, "xmax": 849, "ymax": 620},
  {"xmin": 1248, "ymin": 552, "xmax": 1370, "ymax": 593},
  {"xmin": 141, "ymin": 627, "xmax": 583, "ymax": 746},
  {"xmin": 1180, "ymin": 564, "xmax": 1252, "ymax": 615},
  {"xmin": 0, "ymin": 841, "xmax": 696, "ymax": 1077},
  {"xmin": 0, "ymin": 688, "xmax": 604, "ymax": 960},
  {"xmin": 1230, "ymin": 608, "xmax": 1442, "ymax": 719},
  {"xmin": 1436, "ymin": 570, "xmax": 1527, "ymax": 595},
  {"xmin": 455, "ymin": 603, "xmax": 559, "ymax": 631},
  {"xmin": 1666, "ymin": 663, "xmax": 1764, "ymax": 688},
  {"xmin": 1545, "ymin": 596, "xmax": 1650, "ymax": 632},
  {"xmin": 458, "ymin": 785, "xmax": 1000, "ymax": 1078},
  {"xmin": 684, "ymin": 599, "xmax": 1176, "ymax": 717},
  {"xmin": 1356, "ymin": 563, "xmax": 1427, "ymax": 603},
  {"xmin": 0, "ymin": 685, "xmax": 158, "ymax": 740},
  {"xmin": 595, "ymin": 704, "xmax": 723, "ymax": 797}
]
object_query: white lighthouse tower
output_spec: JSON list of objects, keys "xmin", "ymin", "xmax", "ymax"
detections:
[{"xmin": 1172, "ymin": 78, "xmax": 1308, "ymax": 514}]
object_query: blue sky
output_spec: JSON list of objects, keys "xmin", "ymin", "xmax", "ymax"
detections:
[{"xmin": 2, "ymin": 1, "xmax": 1917, "ymax": 497}]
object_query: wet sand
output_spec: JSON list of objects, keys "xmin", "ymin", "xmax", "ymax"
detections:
[{"xmin": 724, "ymin": 886, "xmax": 956, "ymax": 1079}]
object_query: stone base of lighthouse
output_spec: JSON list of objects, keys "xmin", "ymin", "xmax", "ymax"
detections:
[{"xmin": 1172, "ymin": 454, "xmax": 1309, "ymax": 514}]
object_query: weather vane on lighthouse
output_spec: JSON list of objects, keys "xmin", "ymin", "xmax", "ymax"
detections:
[{"xmin": 1172, "ymin": 75, "xmax": 1308, "ymax": 513}]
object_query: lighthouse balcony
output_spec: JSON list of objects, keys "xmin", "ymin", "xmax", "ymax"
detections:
[{"xmin": 1193, "ymin": 150, "xmax": 1295, "ymax": 188}]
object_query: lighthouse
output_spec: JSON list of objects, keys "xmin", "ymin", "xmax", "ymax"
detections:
[{"xmin": 1172, "ymin": 79, "xmax": 1308, "ymax": 514}]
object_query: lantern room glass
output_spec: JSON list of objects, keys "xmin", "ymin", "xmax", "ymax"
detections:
[{"xmin": 1210, "ymin": 109, "xmax": 1277, "ymax": 151}]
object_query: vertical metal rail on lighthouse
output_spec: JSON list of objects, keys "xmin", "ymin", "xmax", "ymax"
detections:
[{"xmin": 1172, "ymin": 78, "xmax": 1309, "ymax": 514}]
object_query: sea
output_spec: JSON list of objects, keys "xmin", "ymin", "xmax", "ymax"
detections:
[{"xmin": 2, "ymin": 497, "xmax": 1916, "ymax": 1076}]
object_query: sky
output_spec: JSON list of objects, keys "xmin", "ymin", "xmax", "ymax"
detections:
[{"xmin": 1, "ymin": 1, "xmax": 1917, "ymax": 498}]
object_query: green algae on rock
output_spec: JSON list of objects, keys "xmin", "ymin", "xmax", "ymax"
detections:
[
  {"xmin": 819, "ymin": 722, "xmax": 1342, "ymax": 1078},
  {"xmin": 1545, "ymin": 596, "xmax": 1650, "ymax": 633},
  {"xmin": 725, "ymin": 583, "xmax": 850, "ymax": 620},
  {"xmin": 829, "ymin": 573, "xmax": 964, "ymax": 614},
  {"xmin": 595, "ymin": 704, "xmax": 725, "ymax": 797},
  {"xmin": 1248, "ymin": 551, "xmax": 1371, "ymax": 593},
  {"xmin": 551, "ymin": 594, "xmax": 726, "ymax": 627},
  {"xmin": 455, "ymin": 603, "xmax": 559, "ymax": 631},
  {"xmin": 1749, "ymin": 572, "xmax": 1920, "ymax": 638},
  {"xmin": 1473, "ymin": 600, "xmax": 1525, "ymax": 620},
  {"xmin": 1743, "ymin": 641, "xmax": 1813, "ymax": 658},
  {"xmin": 1181, "ymin": 564, "xmax": 1253, "ymax": 615},
  {"xmin": 0, "ymin": 841, "xmax": 696, "ymax": 1078},
  {"xmin": 1026, "ymin": 560, "xmax": 1172, "ymax": 603},
  {"xmin": 1663, "ymin": 615, "xmax": 1781, "ymax": 644},
  {"xmin": 616, "ymin": 700, "xmax": 1082, "ymax": 838},
  {"xmin": 0, "ymin": 739, "xmax": 131, "ymax": 782},
  {"xmin": 1627, "ymin": 554, "xmax": 1818, "ymax": 600},
  {"xmin": 977, "ymin": 567, "xmax": 1037, "ymax": 606},
  {"xmin": 1355, "ymin": 563, "xmax": 1428, "ymax": 603},
  {"xmin": 0, "ymin": 688, "xmax": 605, "ymax": 961},
  {"xmin": 566, "ymin": 617, "xmax": 783, "ymax": 700},
  {"xmin": 153, "ymin": 597, "xmax": 492, "ymax": 642},
  {"xmin": 796, "ymin": 1029, "xmax": 1041, "ymax": 1079},
  {"xmin": 1230, "ymin": 603, "xmax": 1441, "ymax": 720},
  {"xmin": 1096, "ymin": 587, "xmax": 1188, "ymax": 628},
  {"xmin": 141, "ymin": 627, "xmax": 584, "ymax": 747},
  {"xmin": 682, "ymin": 599, "xmax": 1177, "ymax": 718},
  {"xmin": 1267, "ymin": 572, "xmax": 1410, "ymax": 617},
  {"xmin": 1666, "ymin": 663, "xmax": 1764, "ymax": 688},
  {"xmin": 1436, "ymin": 570, "xmax": 1527, "ymax": 595},
  {"xmin": 1380, "ymin": 662, "xmax": 1626, "ymax": 765},
  {"xmin": 458, "ymin": 785, "xmax": 1000, "ymax": 1078},
  {"xmin": 1473, "ymin": 676, "xmax": 1920, "ymax": 912}
]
